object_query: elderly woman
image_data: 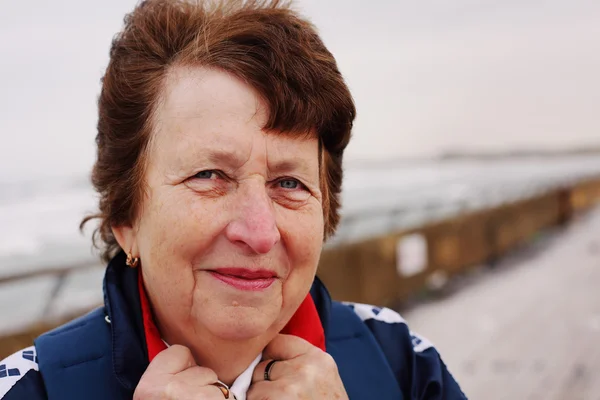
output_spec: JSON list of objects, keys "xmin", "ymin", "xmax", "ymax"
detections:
[{"xmin": 0, "ymin": 1, "xmax": 466, "ymax": 399}]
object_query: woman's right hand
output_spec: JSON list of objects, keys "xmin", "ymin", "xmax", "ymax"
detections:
[{"xmin": 133, "ymin": 345, "xmax": 227, "ymax": 400}]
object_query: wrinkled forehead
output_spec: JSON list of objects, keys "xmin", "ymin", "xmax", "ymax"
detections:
[
  {"xmin": 147, "ymin": 66, "xmax": 321, "ymax": 174},
  {"xmin": 158, "ymin": 66, "xmax": 267, "ymax": 130}
]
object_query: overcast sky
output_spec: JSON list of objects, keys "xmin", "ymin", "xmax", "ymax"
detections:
[{"xmin": 1, "ymin": 0, "xmax": 599, "ymax": 182}]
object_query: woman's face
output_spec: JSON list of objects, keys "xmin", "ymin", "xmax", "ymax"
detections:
[{"xmin": 130, "ymin": 67, "xmax": 324, "ymax": 344}]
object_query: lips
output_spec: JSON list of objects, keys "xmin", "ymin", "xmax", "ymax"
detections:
[{"xmin": 208, "ymin": 268, "xmax": 277, "ymax": 291}]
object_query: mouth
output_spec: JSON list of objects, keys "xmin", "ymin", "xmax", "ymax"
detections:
[{"xmin": 207, "ymin": 268, "xmax": 277, "ymax": 291}]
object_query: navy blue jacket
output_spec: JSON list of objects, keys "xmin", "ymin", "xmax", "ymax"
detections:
[{"xmin": 0, "ymin": 253, "xmax": 467, "ymax": 399}]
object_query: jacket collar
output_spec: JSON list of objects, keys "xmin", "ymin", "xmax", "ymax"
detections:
[
  {"xmin": 103, "ymin": 252, "xmax": 148, "ymax": 391},
  {"xmin": 103, "ymin": 252, "xmax": 332, "ymax": 389}
]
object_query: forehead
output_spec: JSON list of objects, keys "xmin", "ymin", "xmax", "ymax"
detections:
[
  {"xmin": 160, "ymin": 66, "xmax": 264, "ymax": 129},
  {"xmin": 150, "ymin": 66, "xmax": 319, "ymax": 170}
]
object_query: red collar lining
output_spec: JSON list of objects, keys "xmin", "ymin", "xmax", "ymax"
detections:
[{"xmin": 137, "ymin": 271, "xmax": 326, "ymax": 362}]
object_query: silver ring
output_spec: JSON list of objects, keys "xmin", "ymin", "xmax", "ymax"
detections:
[{"xmin": 264, "ymin": 359, "xmax": 278, "ymax": 381}]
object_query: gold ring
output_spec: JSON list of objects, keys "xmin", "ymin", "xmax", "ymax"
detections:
[{"xmin": 213, "ymin": 381, "xmax": 231, "ymax": 399}]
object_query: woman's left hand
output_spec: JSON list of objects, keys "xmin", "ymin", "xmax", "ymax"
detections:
[{"xmin": 248, "ymin": 334, "xmax": 349, "ymax": 400}]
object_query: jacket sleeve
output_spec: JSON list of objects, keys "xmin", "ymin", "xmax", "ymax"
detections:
[
  {"xmin": 0, "ymin": 346, "xmax": 48, "ymax": 399},
  {"xmin": 346, "ymin": 303, "xmax": 468, "ymax": 399}
]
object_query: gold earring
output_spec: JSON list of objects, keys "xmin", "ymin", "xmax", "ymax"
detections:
[{"xmin": 126, "ymin": 252, "xmax": 140, "ymax": 268}]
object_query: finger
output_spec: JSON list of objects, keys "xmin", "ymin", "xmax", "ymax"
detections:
[
  {"xmin": 185, "ymin": 383, "xmax": 231, "ymax": 400},
  {"xmin": 252, "ymin": 359, "xmax": 287, "ymax": 383},
  {"xmin": 174, "ymin": 365, "xmax": 219, "ymax": 387},
  {"xmin": 165, "ymin": 381, "xmax": 231, "ymax": 400},
  {"xmin": 145, "ymin": 344, "xmax": 197, "ymax": 375},
  {"xmin": 262, "ymin": 334, "xmax": 317, "ymax": 362},
  {"xmin": 247, "ymin": 380, "xmax": 300, "ymax": 400},
  {"xmin": 247, "ymin": 380, "xmax": 271, "ymax": 400}
]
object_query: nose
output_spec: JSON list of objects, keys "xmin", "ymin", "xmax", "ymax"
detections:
[{"xmin": 225, "ymin": 182, "xmax": 281, "ymax": 254}]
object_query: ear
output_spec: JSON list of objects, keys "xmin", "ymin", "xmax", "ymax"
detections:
[{"xmin": 112, "ymin": 224, "xmax": 138, "ymax": 256}]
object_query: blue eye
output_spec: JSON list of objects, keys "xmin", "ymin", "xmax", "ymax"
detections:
[
  {"xmin": 279, "ymin": 179, "xmax": 299, "ymax": 189},
  {"xmin": 194, "ymin": 170, "xmax": 216, "ymax": 179}
]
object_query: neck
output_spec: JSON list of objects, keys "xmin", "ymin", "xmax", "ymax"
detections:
[
  {"xmin": 160, "ymin": 323, "xmax": 271, "ymax": 386},
  {"xmin": 189, "ymin": 337, "xmax": 263, "ymax": 386}
]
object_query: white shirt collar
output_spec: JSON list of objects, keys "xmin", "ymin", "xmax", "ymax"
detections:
[{"xmin": 229, "ymin": 353, "xmax": 262, "ymax": 400}]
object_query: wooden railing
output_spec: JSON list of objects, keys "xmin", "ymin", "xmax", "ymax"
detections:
[{"xmin": 317, "ymin": 177, "xmax": 600, "ymax": 307}]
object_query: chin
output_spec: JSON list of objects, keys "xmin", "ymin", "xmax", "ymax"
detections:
[{"xmin": 205, "ymin": 307, "xmax": 279, "ymax": 341}]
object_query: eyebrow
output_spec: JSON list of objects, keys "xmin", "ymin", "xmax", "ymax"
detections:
[
  {"xmin": 268, "ymin": 159, "xmax": 316, "ymax": 178},
  {"xmin": 180, "ymin": 146, "xmax": 317, "ymax": 179},
  {"xmin": 206, "ymin": 148, "xmax": 246, "ymax": 170}
]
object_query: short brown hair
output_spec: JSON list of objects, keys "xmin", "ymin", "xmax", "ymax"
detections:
[{"xmin": 82, "ymin": 0, "xmax": 356, "ymax": 262}]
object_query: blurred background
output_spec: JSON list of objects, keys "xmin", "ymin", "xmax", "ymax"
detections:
[{"xmin": 1, "ymin": 1, "xmax": 599, "ymax": 399}]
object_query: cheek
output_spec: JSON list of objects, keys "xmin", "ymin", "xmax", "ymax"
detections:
[
  {"xmin": 136, "ymin": 190, "xmax": 229, "ymax": 314},
  {"xmin": 136, "ymin": 190, "xmax": 228, "ymax": 300},
  {"xmin": 140, "ymin": 191, "xmax": 224, "ymax": 259},
  {"xmin": 277, "ymin": 206, "xmax": 323, "ymax": 323},
  {"xmin": 279, "ymin": 204, "xmax": 324, "ymax": 278}
]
